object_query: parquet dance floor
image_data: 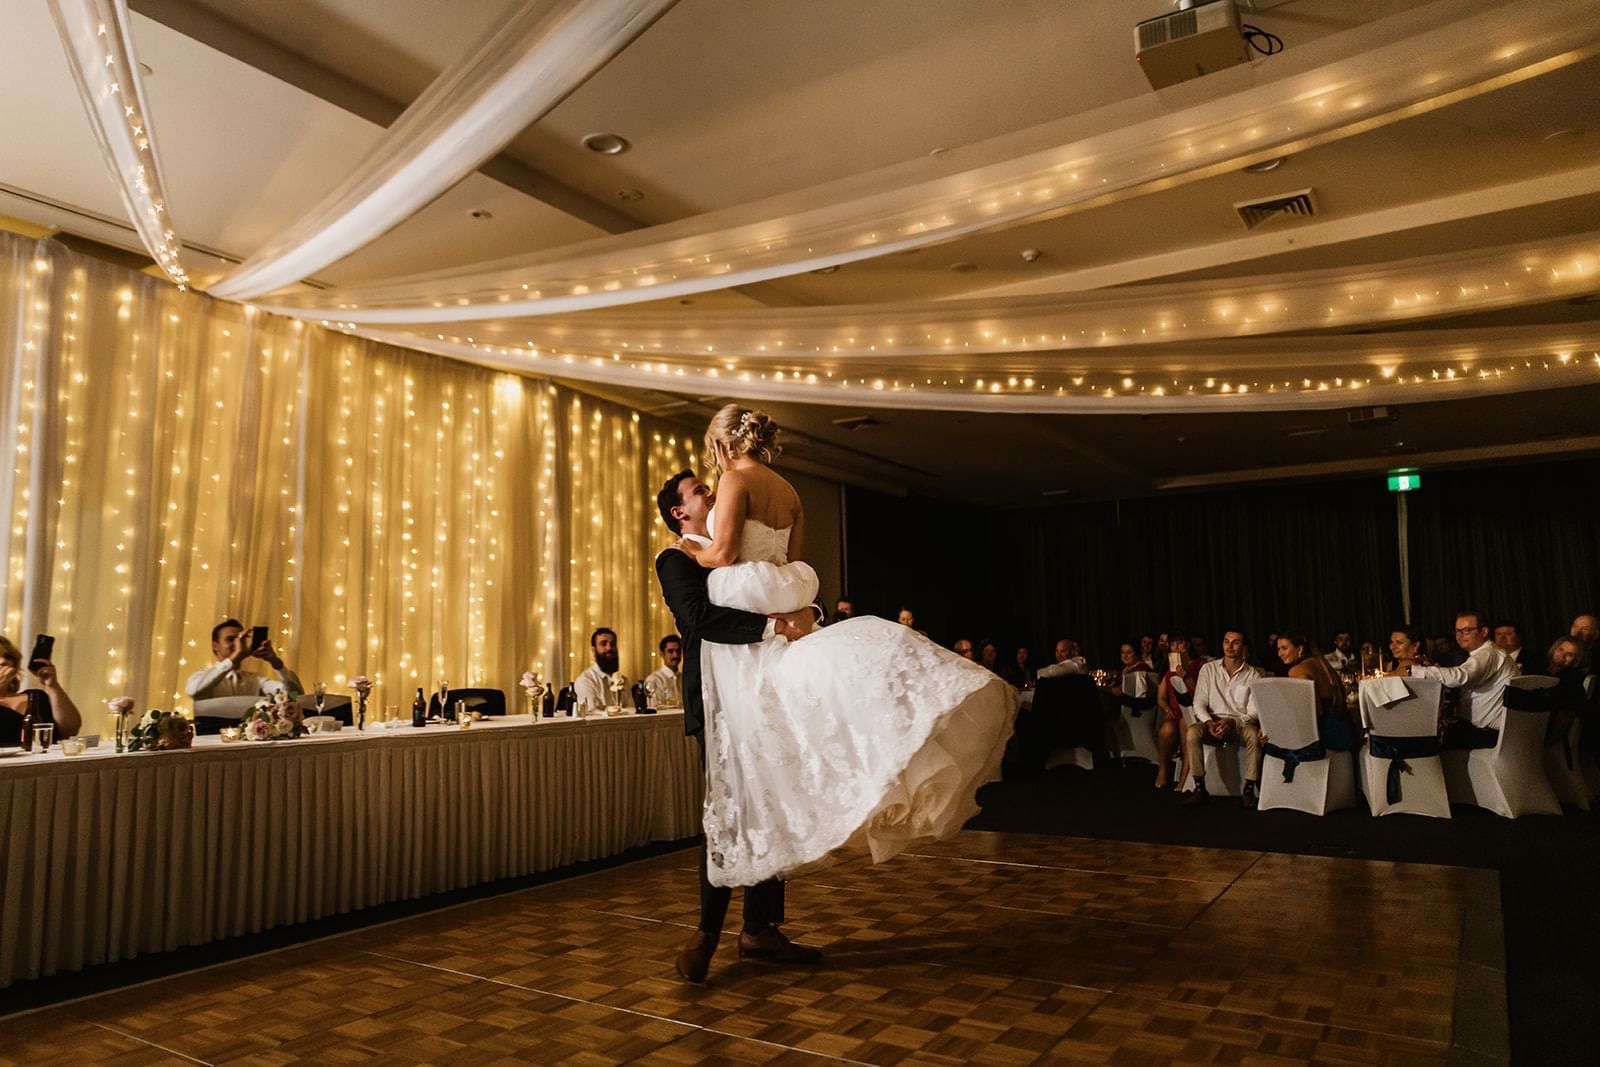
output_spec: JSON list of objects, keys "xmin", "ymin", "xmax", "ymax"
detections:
[{"xmin": 0, "ymin": 830, "xmax": 1504, "ymax": 1064}]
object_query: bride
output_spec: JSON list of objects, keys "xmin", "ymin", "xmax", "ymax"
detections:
[{"xmin": 675, "ymin": 404, "xmax": 1018, "ymax": 888}]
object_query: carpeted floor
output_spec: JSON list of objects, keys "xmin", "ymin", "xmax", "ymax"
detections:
[{"xmin": 972, "ymin": 762, "xmax": 1600, "ymax": 1065}]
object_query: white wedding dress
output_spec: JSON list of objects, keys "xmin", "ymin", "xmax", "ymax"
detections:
[{"xmin": 699, "ymin": 507, "xmax": 1018, "ymax": 888}]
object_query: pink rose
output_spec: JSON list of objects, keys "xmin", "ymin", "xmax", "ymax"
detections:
[
  {"xmin": 107, "ymin": 696, "xmax": 135, "ymax": 714},
  {"xmin": 245, "ymin": 718, "xmax": 271, "ymax": 742}
]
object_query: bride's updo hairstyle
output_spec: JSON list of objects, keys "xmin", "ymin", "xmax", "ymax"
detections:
[{"xmin": 703, "ymin": 403, "xmax": 781, "ymax": 478}]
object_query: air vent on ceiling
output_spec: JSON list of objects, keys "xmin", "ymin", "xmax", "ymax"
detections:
[
  {"xmin": 1233, "ymin": 188, "xmax": 1317, "ymax": 230},
  {"xmin": 1280, "ymin": 424, "xmax": 1326, "ymax": 438},
  {"xmin": 1347, "ymin": 405, "xmax": 1397, "ymax": 426},
  {"xmin": 831, "ymin": 415, "xmax": 883, "ymax": 431}
]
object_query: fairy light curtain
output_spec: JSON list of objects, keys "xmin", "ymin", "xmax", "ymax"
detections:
[{"xmin": 0, "ymin": 233, "xmax": 694, "ymax": 733}]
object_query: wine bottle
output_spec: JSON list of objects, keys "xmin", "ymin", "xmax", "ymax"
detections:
[
  {"xmin": 411, "ymin": 687, "xmax": 427, "ymax": 728},
  {"xmin": 19, "ymin": 701, "xmax": 34, "ymax": 752},
  {"xmin": 542, "ymin": 685, "xmax": 555, "ymax": 717}
]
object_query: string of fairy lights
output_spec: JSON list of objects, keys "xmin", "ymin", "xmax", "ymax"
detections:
[{"xmin": 1, "ymin": 236, "xmax": 691, "ymax": 729}]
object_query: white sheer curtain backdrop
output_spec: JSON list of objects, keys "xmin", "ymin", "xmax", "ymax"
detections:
[{"xmin": 0, "ymin": 233, "xmax": 694, "ymax": 733}]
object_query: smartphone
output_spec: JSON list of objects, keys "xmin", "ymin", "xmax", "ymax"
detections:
[
  {"xmin": 1168, "ymin": 650, "xmax": 1183, "ymax": 672},
  {"xmin": 28, "ymin": 633, "xmax": 54, "ymax": 669},
  {"xmin": 251, "ymin": 625, "xmax": 269, "ymax": 649}
]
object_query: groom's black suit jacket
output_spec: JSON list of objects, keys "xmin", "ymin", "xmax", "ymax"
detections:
[{"xmin": 655, "ymin": 547, "xmax": 768, "ymax": 739}]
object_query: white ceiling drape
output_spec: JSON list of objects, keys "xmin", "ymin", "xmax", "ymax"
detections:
[
  {"xmin": 47, "ymin": 0, "xmax": 188, "ymax": 285},
  {"xmin": 205, "ymin": 0, "xmax": 679, "ymax": 302},
  {"xmin": 254, "ymin": 0, "xmax": 1600, "ymax": 321}
]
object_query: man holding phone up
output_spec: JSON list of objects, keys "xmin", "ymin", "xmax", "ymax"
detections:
[{"xmin": 184, "ymin": 619, "xmax": 304, "ymax": 732}]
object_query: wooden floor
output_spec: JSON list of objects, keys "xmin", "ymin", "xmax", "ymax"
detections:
[{"xmin": 0, "ymin": 830, "xmax": 1505, "ymax": 1065}]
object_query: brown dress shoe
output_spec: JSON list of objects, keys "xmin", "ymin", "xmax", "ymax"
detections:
[
  {"xmin": 737, "ymin": 925, "xmax": 822, "ymax": 965},
  {"xmin": 1241, "ymin": 782, "xmax": 1259, "ymax": 810},
  {"xmin": 675, "ymin": 929, "xmax": 716, "ymax": 983}
]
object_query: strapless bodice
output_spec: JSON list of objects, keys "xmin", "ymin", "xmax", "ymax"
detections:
[{"xmin": 707, "ymin": 506, "xmax": 791, "ymax": 565}]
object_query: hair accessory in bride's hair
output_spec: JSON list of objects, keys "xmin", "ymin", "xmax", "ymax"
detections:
[{"xmin": 737, "ymin": 410, "xmax": 758, "ymax": 436}]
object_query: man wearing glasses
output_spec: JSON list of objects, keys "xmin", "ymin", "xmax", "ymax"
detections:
[{"xmin": 1408, "ymin": 610, "xmax": 1515, "ymax": 749}]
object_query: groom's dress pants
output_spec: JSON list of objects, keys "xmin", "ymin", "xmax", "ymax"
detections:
[{"xmin": 695, "ymin": 734, "xmax": 784, "ymax": 935}]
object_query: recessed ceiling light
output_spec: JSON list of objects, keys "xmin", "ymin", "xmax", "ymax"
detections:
[
  {"xmin": 615, "ymin": 188, "xmax": 644, "ymax": 201},
  {"xmin": 139, "ymin": 62, "xmax": 154, "ymax": 76},
  {"xmin": 810, "ymin": 265, "xmax": 840, "ymax": 275},
  {"xmin": 469, "ymin": 209, "xmax": 493, "ymax": 220},
  {"xmin": 582, "ymin": 132, "xmax": 630, "ymax": 154},
  {"xmin": 929, "ymin": 147, "xmax": 953, "ymax": 159},
  {"xmin": 1242, "ymin": 156, "xmax": 1286, "ymax": 173},
  {"xmin": 949, "ymin": 261, "xmax": 978, "ymax": 273}
]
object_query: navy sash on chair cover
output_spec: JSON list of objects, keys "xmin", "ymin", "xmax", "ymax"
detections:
[
  {"xmin": 1367, "ymin": 734, "xmax": 1442, "ymax": 804},
  {"xmin": 1174, "ymin": 689, "xmax": 1194, "ymax": 708},
  {"xmin": 1119, "ymin": 692, "xmax": 1156, "ymax": 717},
  {"xmin": 1262, "ymin": 739, "xmax": 1325, "ymax": 783}
]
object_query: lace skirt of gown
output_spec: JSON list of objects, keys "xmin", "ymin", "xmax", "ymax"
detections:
[{"xmin": 700, "ymin": 559, "xmax": 1018, "ymax": 888}]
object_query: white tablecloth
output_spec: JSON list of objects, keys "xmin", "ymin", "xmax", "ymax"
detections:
[{"xmin": 0, "ymin": 713, "xmax": 702, "ymax": 988}]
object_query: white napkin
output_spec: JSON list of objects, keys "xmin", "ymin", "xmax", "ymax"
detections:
[{"xmin": 1365, "ymin": 675, "xmax": 1411, "ymax": 707}]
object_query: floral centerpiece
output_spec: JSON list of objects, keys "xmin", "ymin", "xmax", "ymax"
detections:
[
  {"xmin": 349, "ymin": 674, "xmax": 372, "ymax": 730},
  {"xmin": 520, "ymin": 671, "xmax": 546, "ymax": 719},
  {"xmin": 240, "ymin": 688, "xmax": 306, "ymax": 741},
  {"xmin": 126, "ymin": 708, "xmax": 195, "ymax": 751}
]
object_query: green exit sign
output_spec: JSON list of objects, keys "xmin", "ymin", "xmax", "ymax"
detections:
[{"xmin": 1387, "ymin": 468, "xmax": 1421, "ymax": 492}]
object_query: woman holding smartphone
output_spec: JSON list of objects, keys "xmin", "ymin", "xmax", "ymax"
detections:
[{"xmin": 0, "ymin": 635, "xmax": 82, "ymax": 747}]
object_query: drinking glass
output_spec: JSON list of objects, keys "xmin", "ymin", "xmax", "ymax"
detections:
[
  {"xmin": 314, "ymin": 682, "xmax": 327, "ymax": 715},
  {"xmin": 33, "ymin": 723, "xmax": 54, "ymax": 752},
  {"xmin": 383, "ymin": 703, "xmax": 399, "ymax": 725},
  {"xmin": 438, "ymin": 678, "xmax": 451, "ymax": 721}
]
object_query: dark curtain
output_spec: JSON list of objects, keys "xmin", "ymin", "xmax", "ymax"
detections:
[
  {"xmin": 1406, "ymin": 458, "xmax": 1600, "ymax": 656},
  {"xmin": 846, "ymin": 456, "xmax": 1598, "ymax": 669}
]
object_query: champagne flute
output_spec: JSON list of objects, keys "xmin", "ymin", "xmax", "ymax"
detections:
[
  {"xmin": 438, "ymin": 678, "xmax": 451, "ymax": 721},
  {"xmin": 314, "ymin": 681, "xmax": 327, "ymax": 716}
]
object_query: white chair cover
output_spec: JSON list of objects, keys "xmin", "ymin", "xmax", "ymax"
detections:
[
  {"xmin": 1358, "ymin": 677, "xmax": 1450, "ymax": 819},
  {"xmin": 1443, "ymin": 677, "xmax": 1562, "ymax": 818},
  {"xmin": 1544, "ymin": 717, "xmax": 1592, "ymax": 811},
  {"xmin": 1253, "ymin": 677, "xmax": 1357, "ymax": 816},
  {"xmin": 1113, "ymin": 670, "xmax": 1162, "ymax": 766}
]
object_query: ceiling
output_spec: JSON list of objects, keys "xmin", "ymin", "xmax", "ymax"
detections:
[{"xmin": 1, "ymin": 0, "xmax": 1597, "ymax": 504}]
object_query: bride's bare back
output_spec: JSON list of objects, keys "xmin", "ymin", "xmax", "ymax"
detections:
[{"xmin": 694, "ymin": 460, "xmax": 807, "ymax": 566}]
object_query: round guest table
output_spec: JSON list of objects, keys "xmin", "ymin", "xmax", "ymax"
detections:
[{"xmin": 0, "ymin": 713, "xmax": 702, "ymax": 989}]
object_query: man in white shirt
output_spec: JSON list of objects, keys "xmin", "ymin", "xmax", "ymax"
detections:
[
  {"xmin": 1183, "ymin": 629, "xmax": 1268, "ymax": 808},
  {"xmin": 1037, "ymin": 638, "xmax": 1088, "ymax": 679},
  {"xmin": 646, "ymin": 634, "xmax": 683, "ymax": 708},
  {"xmin": 1324, "ymin": 631, "xmax": 1356, "ymax": 671},
  {"xmin": 574, "ymin": 627, "xmax": 620, "ymax": 709},
  {"xmin": 1492, "ymin": 621, "xmax": 1533, "ymax": 676},
  {"xmin": 184, "ymin": 619, "xmax": 303, "ymax": 731},
  {"xmin": 1411, "ymin": 610, "xmax": 1515, "ymax": 747}
]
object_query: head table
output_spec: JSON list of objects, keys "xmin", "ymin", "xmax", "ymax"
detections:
[{"xmin": 0, "ymin": 713, "xmax": 702, "ymax": 990}]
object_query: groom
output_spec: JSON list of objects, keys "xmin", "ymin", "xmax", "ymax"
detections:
[{"xmin": 655, "ymin": 469, "xmax": 823, "ymax": 983}]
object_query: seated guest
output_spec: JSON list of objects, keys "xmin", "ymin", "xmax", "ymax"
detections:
[
  {"xmin": 1184, "ymin": 630, "xmax": 1267, "ymax": 808},
  {"xmin": 1263, "ymin": 631, "xmax": 1289, "ymax": 676},
  {"xmin": 952, "ymin": 638, "xmax": 975, "ymax": 661},
  {"xmin": 1410, "ymin": 611, "xmax": 1515, "ymax": 749},
  {"xmin": 1156, "ymin": 633, "xmax": 1171, "ymax": 665},
  {"xmin": 897, "ymin": 607, "xmax": 916, "ymax": 628},
  {"xmin": 1189, "ymin": 635, "xmax": 1212, "ymax": 663},
  {"xmin": 574, "ymin": 627, "xmax": 620, "ymax": 709},
  {"xmin": 1492, "ymin": 620, "xmax": 1535, "ymax": 676},
  {"xmin": 645, "ymin": 634, "xmax": 682, "ymax": 708},
  {"xmin": 1138, "ymin": 635, "xmax": 1157, "ymax": 670},
  {"xmin": 1114, "ymin": 642, "xmax": 1145, "ymax": 685},
  {"xmin": 1323, "ymin": 630, "xmax": 1356, "ymax": 670},
  {"xmin": 1003, "ymin": 646, "xmax": 1034, "ymax": 688},
  {"xmin": 1273, "ymin": 632, "xmax": 1355, "ymax": 751},
  {"xmin": 0, "ymin": 635, "xmax": 82, "ymax": 745},
  {"xmin": 185, "ymin": 620, "xmax": 303, "ymax": 732},
  {"xmin": 977, "ymin": 639, "xmax": 1002, "ymax": 676},
  {"xmin": 1386, "ymin": 625, "xmax": 1430, "ymax": 673},
  {"xmin": 1155, "ymin": 635, "xmax": 1202, "ymax": 790},
  {"xmin": 1359, "ymin": 640, "xmax": 1379, "ymax": 669},
  {"xmin": 1426, "ymin": 632, "xmax": 1462, "ymax": 667},
  {"xmin": 1037, "ymin": 638, "xmax": 1087, "ymax": 679},
  {"xmin": 1570, "ymin": 614, "xmax": 1598, "ymax": 655},
  {"xmin": 829, "ymin": 597, "xmax": 854, "ymax": 625},
  {"xmin": 1539, "ymin": 636, "xmax": 1595, "ymax": 753}
]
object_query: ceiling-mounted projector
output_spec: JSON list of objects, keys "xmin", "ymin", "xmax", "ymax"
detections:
[{"xmin": 1136, "ymin": 0, "xmax": 1250, "ymax": 89}]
